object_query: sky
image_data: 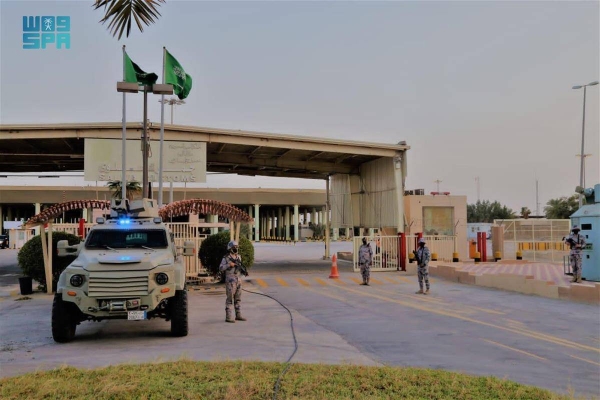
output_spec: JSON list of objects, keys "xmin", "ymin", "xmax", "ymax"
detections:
[{"xmin": 1, "ymin": 0, "xmax": 599, "ymax": 214}]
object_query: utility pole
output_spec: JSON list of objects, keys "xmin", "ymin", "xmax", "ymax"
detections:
[{"xmin": 535, "ymin": 179, "xmax": 540, "ymax": 216}]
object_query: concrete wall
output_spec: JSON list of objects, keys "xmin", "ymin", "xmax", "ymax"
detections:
[{"xmin": 404, "ymin": 194, "xmax": 468, "ymax": 261}]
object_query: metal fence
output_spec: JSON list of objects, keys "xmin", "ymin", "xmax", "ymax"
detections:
[
  {"xmin": 352, "ymin": 234, "xmax": 455, "ymax": 272},
  {"xmin": 495, "ymin": 219, "xmax": 570, "ymax": 263}
]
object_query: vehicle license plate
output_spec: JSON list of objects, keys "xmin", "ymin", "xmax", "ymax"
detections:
[{"xmin": 127, "ymin": 311, "xmax": 146, "ymax": 320}]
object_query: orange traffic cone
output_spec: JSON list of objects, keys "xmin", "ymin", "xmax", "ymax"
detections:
[{"xmin": 329, "ymin": 254, "xmax": 340, "ymax": 279}]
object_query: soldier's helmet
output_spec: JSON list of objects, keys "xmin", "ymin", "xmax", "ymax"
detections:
[
  {"xmin": 418, "ymin": 238, "xmax": 426, "ymax": 244},
  {"xmin": 572, "ymin": 225, "xmax": 580, "ymax": 232},
  {"xmin": 227, "ymin": 240, "xmax": 238, "ymax": 250}
]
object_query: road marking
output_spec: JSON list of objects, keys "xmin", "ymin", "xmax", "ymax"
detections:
[
  {"xmin": 506, "ymin": 325, "xmax": 600, "ymax": 353},
  {"xmin": 329, "ymin": 284, "xmax": 600, "ymax": 354},
  {"xmin": 482, "ymin": 339, "xmax": 547, "ymax": 362},
  {"xmin": 349, "ymin": 277, "xmax": 363, "ymax": 285},
  {"xmin": 332, "ymin": 278, "xmax": 347, "ymax": 285},
  {"xmin": 254, "ymin": 278, "xmax": 268, "ymax": 288},
  {"xmin": 466, "ymin": 306, "xmax": 506, "ymax": 316},
  {"xmin": 569, "ymin": 354, "xmax": 600, "ymax": 367},
  {"xmin": 275, "ymin": 278, "xmax": 289, "ymax": 287},
  {"xmin": 397, "ymin": 276, "xmax": 413, "ymax": 284},
  {"xmin": 295, "ymin": 278, "xmax": 310, "ymax": 287},
  {"xmin": 369, "ymin": 278, "xmax": 384, "ymax": 285},
  {"xmin": 384, "ymin": 277, "xmax": 399, "ymax": 284},
  {"xmin": 314, "ymin": 277, "xmax": 328, "ymax": 286}
]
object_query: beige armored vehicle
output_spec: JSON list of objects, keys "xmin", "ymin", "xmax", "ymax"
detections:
[{"xmin": 52, "ymin": 198, "xmax": 194, "ymax": 343}]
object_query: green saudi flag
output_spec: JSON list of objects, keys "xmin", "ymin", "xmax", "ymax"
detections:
[
  {"xmin": 165, "ymin": 50, "xmax": 192, "ymax": 100},
  {"xmin": 124, "ymin": 52, "xmax": 158, "ymax": 85}
]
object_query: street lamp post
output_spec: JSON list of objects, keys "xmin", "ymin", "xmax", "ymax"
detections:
[
  {"xmin": 576, "ymin": 154, "xmax": 592, "ymax": 188},
  {"xmin": 572, "ymin": 80, "xmax": 599, "ymax": 207},
  {"xmin": 159, "ymin": 98, "xmax": 185, "ymax": 125}
]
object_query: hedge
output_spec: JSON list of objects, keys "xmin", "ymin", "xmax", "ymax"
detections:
[
  {"xmin": 17, "ymin": 232, "xmax": 81, "ymax": 290},
  {"xmin": 199, "ymin": 231, "xmax": 254, "ymax": 280}
]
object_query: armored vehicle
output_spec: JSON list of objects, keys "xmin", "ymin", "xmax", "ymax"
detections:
[{"xmin": 52, "ymin": 198, "xmax": 194, "ymax": 343}]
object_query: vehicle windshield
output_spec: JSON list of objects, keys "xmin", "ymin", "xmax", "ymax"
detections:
[{"xmin": 85, "ymin": 229, "xmax": 168, "ymax": 249}]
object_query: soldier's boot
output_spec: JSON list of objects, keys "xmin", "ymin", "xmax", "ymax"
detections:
[
  {"xmin": 365, "ymin": 278, "xmax": 370, "ymax": 286},
  {"xmin": 576, "ymin": 273, "xmax": 582, "ymax": 283},
  {"xmin": 425, "ymin": 288, "xmax": 430, "ymax": 295},
  {"xmin": 235, "ymin": 312, "xmax": 247, "ymax": 321},
  {"xmin": 415, "ymin": 289, "xmax": 423, "ymax": 294},
  {"xmin": 226, "ymin": 310, "xmax": 235, "ymax": 323},
  {"xmin": 570, "ymin": 276, "xmax": 577, "ymax": 283}
]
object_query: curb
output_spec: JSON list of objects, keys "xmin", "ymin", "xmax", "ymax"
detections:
[{"xmin": 406, "ymin": 262, "xmax": 600, "ymax": 304}]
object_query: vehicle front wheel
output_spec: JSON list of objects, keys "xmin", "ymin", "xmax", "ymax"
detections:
[
  {"xmin": 52, "ymin": 293, "xmax": 77, "ymax": 343},
  {"xmin": 170, "ymin": 289, "xmax": 188, "ymax": 337}
]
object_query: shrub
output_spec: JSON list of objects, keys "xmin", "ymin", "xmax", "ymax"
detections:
[
  {"xmin": 17, "ymin": 232, "xmax": 81, "ymax": 289},
  {"xmin": 199, "ymin": 231, "xmax": 254, "ymax": 280}
]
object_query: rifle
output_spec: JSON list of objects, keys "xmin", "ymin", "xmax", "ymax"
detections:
[
  {"xmin": 412, "ymin": 250, "xmax": 422, "ymax": 265},
  {"xmin": 228, "ymin": 255, "xmax": 249, "ymax": 277},
  {"xmin": 563, "ymin": 236, "xmax": 578, "ymax": 249}
]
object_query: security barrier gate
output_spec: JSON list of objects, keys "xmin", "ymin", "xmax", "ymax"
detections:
[{"xmin": 353, "ymin": 235, "xmax": 456, "ymax": 272}]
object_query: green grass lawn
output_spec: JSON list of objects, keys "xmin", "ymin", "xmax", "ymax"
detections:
[{"xmin": 0, "ymin": 360, "xmax": 577, "ymax": 400}]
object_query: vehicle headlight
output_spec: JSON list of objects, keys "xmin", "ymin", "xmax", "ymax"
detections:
[
  {"xmin": 70, "ymin": 274, "xmax": 84, "ymax": 287},
  {"xmin": 155, "ymin": 273, "xmax": 169, "ymax": 285}
]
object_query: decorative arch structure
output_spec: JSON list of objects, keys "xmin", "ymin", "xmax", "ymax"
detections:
[
  {"xmin": 158, "ymin": 199, "xmax": 253, "ymax": 222},
  {"xmin": 25, "ymin": 200, "xmax": 111, "ymax": 227}
]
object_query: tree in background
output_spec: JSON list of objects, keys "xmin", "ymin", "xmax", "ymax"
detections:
[
  {"xmin": 520, "ymin": 207, "xmax": 532, "ymax": 219},
  {"xmin": 467, "ymin": 200, "xmax": 516, "ymax": 223},
  {"xmin": 107, "ymin": 180, "xmax": 142, "ymax": 201},
  {"xmin": 544, "ymin": 195, "xmax": 579, "ymax": 219},
  {"xmin": 94, "ymin": 0, "xmax": 165, "ymax": 39}
]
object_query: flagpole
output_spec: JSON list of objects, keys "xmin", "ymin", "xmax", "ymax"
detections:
[
  {"xmin": 121, "ymin": 45, "xmax": 127, "ymax": 203},
  {"xmin": 158, "ymin": 47, "xmax": 166, "ymax": 207}
]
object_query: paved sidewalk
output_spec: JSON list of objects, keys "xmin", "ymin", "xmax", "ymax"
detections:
[{"xmin": 443, "ymin": 261, "xmax": 595, "ymax": 287}]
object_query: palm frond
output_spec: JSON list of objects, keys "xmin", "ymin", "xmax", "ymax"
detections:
[{"xmin": 93, "ymin": 0, "xmax": 165, "ymax": 40}]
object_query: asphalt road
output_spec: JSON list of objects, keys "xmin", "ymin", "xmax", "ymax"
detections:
[
  {"xmin": 1, "ymin": 250, "xmax": 599, "ymax": 397},
  {"xmin": 0, "ymin": 250, "xmax": 21, "ymax": 290}
]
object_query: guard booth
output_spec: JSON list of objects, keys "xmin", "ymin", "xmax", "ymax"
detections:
[{"xmin": 568, "ymin": 183, "xmax": 600, "ymax": 282}]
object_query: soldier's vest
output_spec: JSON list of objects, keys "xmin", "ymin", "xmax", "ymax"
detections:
[{"xmin": 359, "ymin": 245, "xmax": 371, "ymax": 265}]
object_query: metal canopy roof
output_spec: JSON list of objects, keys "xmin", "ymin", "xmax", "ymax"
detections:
[{"xmin": 0, "ymin": 123, "xmax": 409, "ymax": 179}]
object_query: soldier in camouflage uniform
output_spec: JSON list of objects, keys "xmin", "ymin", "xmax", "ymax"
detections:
[
  {"xmin": 565, "ymin": 226, "xmax": 586, "ymax": 283},
  {"xmin": 358, "ymin": 237, "xmax": 373, "ymax": 285},
  {"xmin": 415, "ymin": 238, "xmax": 431, "ymax": 294},
  {"xmin": 219, "ymin": 240, "xmax": 247, "ymax": 323}
]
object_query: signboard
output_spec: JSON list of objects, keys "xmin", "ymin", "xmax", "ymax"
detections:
[
  {"xmin": 84, "ymin": 139, "xmax": 206, "ymax": 183},
  {"xmin": 423, "ymin": 207, "xmax": 454, "ymax": 236},
  {"xmin": 4, "ymin": 221, "xmax": 24, "ymax": 230}
]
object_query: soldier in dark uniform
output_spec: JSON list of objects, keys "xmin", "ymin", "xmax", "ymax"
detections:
[
  {"xmin": 565, "ymin": 225, "xmax": 586, "ymax": 283},
  {"xmin": 415, "ymin": 238, "xmax": 431, "ymax": 294},
  {"xmin": 358, "ymin": 237, "xmax": 373, "ymax": 285},
  {"xmin": 219, "ymin": 240, "xmax": 247, "ymax": 323}
]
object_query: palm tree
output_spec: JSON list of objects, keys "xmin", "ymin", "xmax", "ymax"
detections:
[
  {"xmin": 520, "ymin": 207, "xmax": 532, "ymax": 219},
  {"xmin": 107, "ymin": 180, "xmax": 142, "ymax": 201},
  {"xmin": 94, "ymin": 0, "xmax": 165, "ymax": 40},
  {"xmin": 544, "ymin": 195, "xmax": 579, "ymax": 219}
]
